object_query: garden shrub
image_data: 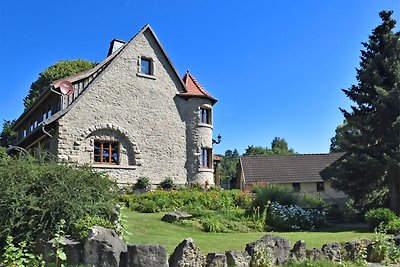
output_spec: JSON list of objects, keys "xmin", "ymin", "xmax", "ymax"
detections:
[
  {"xmin": 266, "ymin": 202, "xmax": 326, "ymax": 231},
  {"xmin": 369, "ymin": 226, "xmax": 400, "ymax": 265},
  {"xmin": 0, "ymin": 155, "xmax": 116, "ymax": 246},
  {"xmin": 159, "ymin": 177, "xmax": 175, "ymax": 189},
  {"xmin": 133, "ymin": 176, "xmax": 150, "ymax": 190},
  {"xmin": 365, "ymin": 208, "xmax": 397, "ymax": 229},
  {"xmin": 251, "ymin": 184, "xmax": 327, "ymax": 212},
  {"xmin": 72, "ymin": 215, "xmax": 115, "ymax": 240},
  {"xmin": 1, "ymin": 235, "xmax": 45, "ymax": 266},
  {"xmin": 118, "ymin": 189, "xmax": 242, "ymax": 213},
  {"xmin": 385, "ymin": 217, "xmax": 400, "ymax": 234}
]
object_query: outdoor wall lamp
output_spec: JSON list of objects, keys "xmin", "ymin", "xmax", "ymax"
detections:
[{"xmin": 212, "ymin": 134, "xmax": 222, "ymax": 145}]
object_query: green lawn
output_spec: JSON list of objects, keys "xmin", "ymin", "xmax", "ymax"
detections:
[{"xmin": 122, "ymin": 209, "xmax": 374, "ymax": 254}]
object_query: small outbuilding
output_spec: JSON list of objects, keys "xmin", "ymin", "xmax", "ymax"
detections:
[{"xmin": 237, "ymin": 153, "xmax": 347, "ymax": 203}]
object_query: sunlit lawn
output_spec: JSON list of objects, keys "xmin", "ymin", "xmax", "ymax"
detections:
[{"xmin": 122, "ymin": 209, "xmax": 374, "ymax": 254}]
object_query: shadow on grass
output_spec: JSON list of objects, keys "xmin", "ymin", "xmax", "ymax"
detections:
[{"xmin": 312, "ymin": 224, "xmax": 372, "ymax": 233}]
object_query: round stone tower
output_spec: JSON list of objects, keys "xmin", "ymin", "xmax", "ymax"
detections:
[{"xmin": 180, "ymin": 72, "xmax": 217, "ymax": 184}]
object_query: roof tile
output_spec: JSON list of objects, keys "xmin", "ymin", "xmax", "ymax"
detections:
[{"xmin": 240, "ymin": 153, "xmax": 346, "ymax": 184}]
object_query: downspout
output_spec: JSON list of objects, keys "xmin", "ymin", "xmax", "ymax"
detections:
[{"xmin": 39, "ymin": 121, "xmax": 52, "ymax": 138}]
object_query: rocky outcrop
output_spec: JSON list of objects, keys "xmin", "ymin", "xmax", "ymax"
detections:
[
  {"xmin": 161, "ymin": 212, "xmax": 193, "ymax": 223},
  {"xmin": 205, "ymin": 253, "xmax": 227, "ymax": 267},
  {"xmin": 83, "ymin": 226, "xmax": 127, "ymax": 267},
  {"xmin": 225, "ymin": 250, "xmax": 251, "ymax": 267},
  {"xmin": 169, "ymin": 238, "xmax": 203, "ymax": 267},
  {"xmin": 306, "ymin": 248, "xmax": 325, "ymax": 260},
  {"xmin": 291, "ymin": 240, "xmax": 307, "ymax": 261},
  {"xmin": 120, "ymin": 244, "xmax": 168, "ymax": 267},
  {"xmin": 245, "ymin": 234, "xmax": 291, "ymax": 265},
  {"xmin": 322, "ymin": 242, "xmax": 342, "ymax": 262}
]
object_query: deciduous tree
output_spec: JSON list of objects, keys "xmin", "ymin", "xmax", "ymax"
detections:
[{"xmin": 23, "ymin": 59, "xmax": 96, "ymax": 108}]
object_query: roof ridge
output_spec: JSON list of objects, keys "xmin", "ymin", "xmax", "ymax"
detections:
[{"xmin": 241, "ymin": 152, "xmax": 345, "ymax": 158}]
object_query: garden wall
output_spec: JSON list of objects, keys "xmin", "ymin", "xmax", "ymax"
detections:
[{"xmin": 40, "ymin": 226, "xmax": 400, "ymax": 266}]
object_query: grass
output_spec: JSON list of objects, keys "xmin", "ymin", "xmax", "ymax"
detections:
[{"xmin": 122, "ymin": 209, "xmax": 374, "ymax": 254}]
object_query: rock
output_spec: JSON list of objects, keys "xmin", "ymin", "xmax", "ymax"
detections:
[
  {"xmin": 225, "ymin": 250, "xmax": 251, "ymax": 267},
  {"xmin": 169, "ymin": 238, "xmax": 203, "ymax": 267},
  {"xmin": 84, "ymin": 226, "xmax": 127, "ymax": 267},
  {"xmin": 322, "ymin": 242, "xmax": 342, "ymax": 262},
  {"xmin": 367, "ymin": 243, "xmax": 382, "ymax": 263},
  {"xmin": 394, "ymin": 235, "xmax": 400, "ymax": 248},
  {"xmin": 291, "ymin": 240, "xmax": 307, "ymax": 261},
  {"xmin": 206, "ymin": 253, "xmax": 227, "ymax": 267},
  {"xmin": 120, "ymin": 244, "xmax": 168, "ymax": 267},
  {"xmin": 161, "ymin": 212, "xmax": 193, "ymax": 223},
  {"xmin": 245, "ymin": 234, "xmax": 291, "ymax": 265},
  {"xmin": 306, "ymin": 248, "xmax": 325, "ymax": 260},
  {"xmin": 42, "ymin": 236, "xmax": 83, "ymax": 265}
]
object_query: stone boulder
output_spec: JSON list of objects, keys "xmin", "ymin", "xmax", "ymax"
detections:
[
  {"xmin": 169, "ymin": 238, "xmax": 203, "ymax": 267},
  {"xmin": 322, "ymin": 242, "xmax": 342, "ymax": 262},
  {"xmin": 120, "ymin": 244, "xmax": 168, "ymax": 267},
  {"xmin": 42, "ymin": 236, "xmax": 83, "ymax": 265},
  {"xmin": 290, "ymin": 240, "xmax": 307, "ymax": 261},
  {"xmin": 161, "ymin": 212, "xmax": 193, "ymax": 223},
  {"xmin": 245, "ymin": 234, "xmax": 291, "ymax": 265},
  {"xmin": 206, "ymin": 253, "xmax": 227, "ymax": 267},
  {"xmin": 306, "ymin": 248, "xmax": 325, "ymax": 260},
  {"xmin": 84, "ymin": 226, "xmax": 127, "ymax": 267},
  {"xmin": 394, "ymin": 235, "xmax": 400, "ymax": 248},
  {"xmin": 225, "ymin": 250, "xmax": 251, "ymax": 267}
]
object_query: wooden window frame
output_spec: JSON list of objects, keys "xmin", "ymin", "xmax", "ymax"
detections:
[
  {"xmin": 200, "ymin": 107, "xmax": 212, "ymax": 124},
  {"xmin": 94, "ymin": 141, "xmax": 120, "ymax": 165},
  {"xmin": 317, "ymin": 182, "xmax": 325, "ymax": 192},
  {"xmin": 292, "ymin": 182, "xmax": 301, "ymax": 192},
  {"xmin": 200, "ymin": 148, "xmax": 212, "ymax": 169}
]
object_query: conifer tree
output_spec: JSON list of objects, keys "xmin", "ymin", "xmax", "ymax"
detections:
[{"xmin": 330, "ymin": 11, "xmax": 400, "ymax": 214}]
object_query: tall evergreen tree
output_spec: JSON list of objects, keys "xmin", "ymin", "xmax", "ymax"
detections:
[{"xmin": 330, "ymin": 11, "xmax": 400, "ymax": 214}]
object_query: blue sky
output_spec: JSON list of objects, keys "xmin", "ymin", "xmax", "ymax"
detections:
[{"xmin": 0, "ymin": 1, "xmax": 398, "ymax": 155}]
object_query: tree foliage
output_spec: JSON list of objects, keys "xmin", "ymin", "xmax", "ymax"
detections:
[
  {"xmin": 0, "ymin": 120, "xmax": 16, "ymax": 147},
  {"xmin": 244, "ymin": 137, "xmax": 294, "ymax": 156},
  {"xmin": 330, "ymin": 11, "xmax": 400, "ymax": 213},
  {"xmin": 220, "ymin": 149, "xmax": 239, "ymax": 181},
  {"xmin": 23, "ymin": 59, "xmax": 96, "ymax": 108},
  {"xmin": 0, "ymin": 152, "xmax": 116, "ymax": 246}
]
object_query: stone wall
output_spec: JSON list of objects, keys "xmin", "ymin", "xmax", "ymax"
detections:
[
  {"xmin": 41, "ymin": 227, "xmax": 399, "ymax": 267},
  {"xmin": 54, "ymin": 28, "xmax": 213, "ymax": 186}
]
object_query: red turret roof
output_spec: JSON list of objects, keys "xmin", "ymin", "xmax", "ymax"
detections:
[{"xmin": 179, "ymin": 71, "xmax": 217, "ymax": 103}]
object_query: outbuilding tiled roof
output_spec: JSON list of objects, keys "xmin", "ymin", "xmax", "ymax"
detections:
[
  {"xmin": 179, "ymin": 71, "xmax": 217, "ymax": 103},
  {"xmin": 240, "ymin": 153, "xmax": 346, "ymax": 184}
]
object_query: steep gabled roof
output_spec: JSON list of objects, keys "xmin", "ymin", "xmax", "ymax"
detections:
[
  {"xmin": 14, "ymin": 24, "xmax": 197, "ymax": 130},
  {"xmin": 240, "ymin": 153, "xmax": 346, "ymax": 184},
  {"xmin": 179, "ymin": 71, "xmax": 217, "ymax": 103}
]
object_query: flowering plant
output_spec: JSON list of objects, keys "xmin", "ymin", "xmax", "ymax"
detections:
[{"xmin": 266, "ymin": 202, "xmax": 326, "ymax": 231}]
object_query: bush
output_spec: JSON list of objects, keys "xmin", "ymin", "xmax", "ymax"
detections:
[
  {"xmin": 159, "ymin": 177, "xmax": 175, "ymax": 190},
  {"xmin": 386, "ymin": 217, "xmax": 400, "ymax": 234},
  {"xmin": 72, "ymin": 215, "xmax": 115, "ymax": 240},
  {"xmin": 118, "ymin": 189, "xmax": 242, "ymax": 213},
  {"xmin": 365, "ymin": 208, "xmax": 397, "ymax": 229},
  {"xmin": 251, "ymin": 184, "xmax": 327, "ymax": 212},
  {"xmin": 266, "ymin": 202, "xmax": 326, "ymax": 231},
  {"xmin": 0, "ymin": 155, "xmax": 116, "ymax": 246},
  {"xmin": 133, "ymin": 176, "xmax": 150, "ymax": 190}
]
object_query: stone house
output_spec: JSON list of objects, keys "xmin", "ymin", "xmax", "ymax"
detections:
[
  {"xmin": 12, "ymin": 24, "xmax": 217, "ymax": 186},
  {"xmin": 237, "ymin": 153, "xmax": 347, "ymax": 203}
]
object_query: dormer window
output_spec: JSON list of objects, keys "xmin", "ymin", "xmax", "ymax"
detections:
[
  {"xmin": 200, "ymin": 107, "xmax": 212, "ymax": 125},
  {"xmin": 140, "ymin": 58, "xmax": 152, "ymax": 75}
]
